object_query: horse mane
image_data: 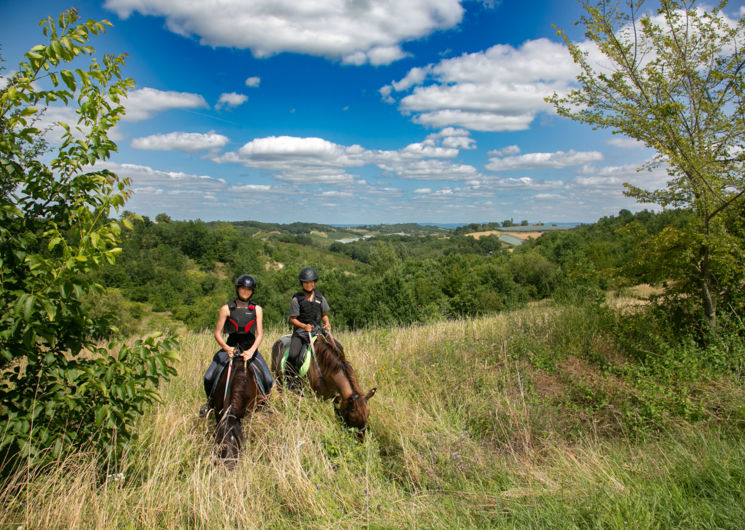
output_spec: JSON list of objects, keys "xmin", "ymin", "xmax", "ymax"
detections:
[{"xmin": 315, "ymin": 336, "xmax": 363, "ymax": 395}]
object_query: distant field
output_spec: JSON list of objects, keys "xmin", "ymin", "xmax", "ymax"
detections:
[{"xmin": 467, "ymin": 230, "xmax": 545, "ymax": 240}]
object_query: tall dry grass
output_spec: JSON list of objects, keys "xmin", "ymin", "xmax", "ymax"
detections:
[{"xmin": 2, "ymin": 307, "xmax": 744, "ymax": 528}]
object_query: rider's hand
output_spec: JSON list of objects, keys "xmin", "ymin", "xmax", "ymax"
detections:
[
  {"xmin": 227, "ymin": 347, "xmax": 235, "ymax": 358},
  {"xmin": 306, "ymin": 324, "xmax": 313, "ymax": 333},
  {"xmin": 323, "ymin": 322, "xmax": 331, "ymax": 331},
  {"xmin": 241, "ymin": 350, "xmax": 255, "ymax": 361}
]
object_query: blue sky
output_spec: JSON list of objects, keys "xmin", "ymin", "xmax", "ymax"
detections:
[{"xmin": 2, "ymin": 0, "xmax": 742, "ymax": 225}]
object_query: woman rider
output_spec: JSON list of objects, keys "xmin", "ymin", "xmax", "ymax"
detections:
[
  {"xmin": 287, "ymin": 267, "xmax": 338, "ymax": 372},
  {"xmin": 200, "ymin": 274, "xmax": 273, "ymax": 415}
]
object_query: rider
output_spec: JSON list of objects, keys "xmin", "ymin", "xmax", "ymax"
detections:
[
  {"xmin": 200, "ymin": 274, "xmax": 274, "ymax": 415},
  {"xmin": 287, "ymin": 267, "xmax": 334, "ymax": 371}
]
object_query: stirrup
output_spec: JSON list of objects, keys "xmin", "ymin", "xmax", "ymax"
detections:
[{"xmin": 199, "ymin": 403, "xmax": 212, "ymax": 417}]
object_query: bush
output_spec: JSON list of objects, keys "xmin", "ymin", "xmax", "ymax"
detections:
[{"xmin": 0, "ymin": 10, "xmax": 178, "ymax": 473}]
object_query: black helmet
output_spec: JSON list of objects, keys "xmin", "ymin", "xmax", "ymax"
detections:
[
  {"xmin": 235, "ymin": 274, "xmax": 257, "ymax": 291},
  {"xmin": 298, "ymin": 267, "xmax": 318, "ymax": 283}
]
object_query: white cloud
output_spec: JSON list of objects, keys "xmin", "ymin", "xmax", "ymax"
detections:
[
  {"xmin": 215, "ymin": 133, "xmax": 480, "ymax": 182},
  {"xmin": 245, "ymin": 76, "xmax": 261, "ymax": 88},
  {"xmin": 123, "ymin": 87, "xmax": 208, "ymax": 121},
  {"xmin": 105, "ymin": 0, "xmax": 464, "ymax": 65},
  {"xmin": 131, "ymin": 131, "xmax": 229, "ymax": 152},
  {"xmin": 215, "ymin": 92, "xmax": 248, "ymax": 110},
  {"xmin": 605, "ymin": 136, "xmax": 647, "ymax": 149},
  {"xmin": 486, "ymin": 149, "xmax": 603, "ymax": 171},
  {"xmin": 575, "ymin": 161, "xmax": 669, "ymax": 190},
  {"xmin": 383, "ymin": 38, "xmax": 579, "ymax": 131},
  {"xmin": 427, "ymin": 127, "xmax": 476, "ymax": 150},
  {"xmin": 230, "ymin": 184, "xmax": 272, "ymax": 192},
  {"xmin": 488, "ymin": 145, "xmax": 520, "ymax": 157},
  {"xmin": 483, "ymin": 176, "xmax": 565, "ymax": 190}
]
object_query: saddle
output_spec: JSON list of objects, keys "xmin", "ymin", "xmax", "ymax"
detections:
[{"xmin": 277, "ymin": 334, "xmax": 316, "ymax": 377}]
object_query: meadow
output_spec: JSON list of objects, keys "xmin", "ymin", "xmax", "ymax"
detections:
[{"xmin": 2, "ymin": 300, "xmax": 744, "ymax": 529}]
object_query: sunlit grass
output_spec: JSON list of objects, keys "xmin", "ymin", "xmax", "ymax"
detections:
[{"xmin": 2, "ymin": 305, "xmax": 744, "ymax": 528}]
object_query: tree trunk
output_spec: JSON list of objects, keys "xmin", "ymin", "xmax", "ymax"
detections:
[{"xmin": 700, "ymin": 244, "xmax": 717, "ymax": 331}]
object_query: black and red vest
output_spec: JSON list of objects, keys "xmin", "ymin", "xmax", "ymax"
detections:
[{"xmin": 224, "ymin": 299, "xmax": 257, "ymax": 350}]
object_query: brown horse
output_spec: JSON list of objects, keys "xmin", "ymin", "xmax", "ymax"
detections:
[
  {"xmin": 211, "ymin": 356, "xmax": 265, "ymax": 466},
  {"xmin": 271, "ymin": 333, "xmax": 376, "ymax": 441}
]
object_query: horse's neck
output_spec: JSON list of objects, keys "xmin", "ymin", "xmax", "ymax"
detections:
[
  {"xmin": 330, "ymin": 369, "xmax": 354, "ymax": 399},
  {"xmin": 318, "ymin": 343, "xmax": 358, "ymax": 399},
  {"xmin": 230, "ymin": 365, "xmax": 258, "ymax": 414}
]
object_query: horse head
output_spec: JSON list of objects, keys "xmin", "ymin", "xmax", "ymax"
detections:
[
  {"xmin": 335, "ymin": 387, "xmax": 376, "ymax": 441},
  {"xmin": 213, "ymin": 356, "xmax": 262, "ymax": 466}
]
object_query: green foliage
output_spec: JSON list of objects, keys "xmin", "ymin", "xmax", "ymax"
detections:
[
  {"xmin": 0, "ymin": 10, "xmax": 178, "ymax": 472},
  {"xmin": 550, "ymin": 0, "xmax": 745, "ymax": 332}
]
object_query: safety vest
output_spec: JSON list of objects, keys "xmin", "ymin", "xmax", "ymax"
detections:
[
  {"xmin": 293, "ymin": 290, "xmax": 325, "ymax": 326},
  {"xmin": 224, "ymin": 299, "xmax": 257, "ymax": 350}
]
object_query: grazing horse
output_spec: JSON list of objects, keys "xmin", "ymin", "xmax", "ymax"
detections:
[
  {"xmin": 271, "ymin": 333, "xmax": 376, "ymax": 440},
  {"xmin": 211, "ymin": 356, "xmax": 264, "ymax": 466}
]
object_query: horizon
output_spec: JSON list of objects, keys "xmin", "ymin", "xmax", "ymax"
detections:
[{"xmin": 3, "ymin": 1, "xmax": 736, "ymax": 225}]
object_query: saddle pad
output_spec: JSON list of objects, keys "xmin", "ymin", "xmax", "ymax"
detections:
[{"xmin": 280, "ymin": 334, "xmax": 315, "ymax": 377}]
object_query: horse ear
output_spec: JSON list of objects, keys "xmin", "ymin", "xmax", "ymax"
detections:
[{"xmin": 364, "ymin": 387, "xmax": 377, "ymax": 400}]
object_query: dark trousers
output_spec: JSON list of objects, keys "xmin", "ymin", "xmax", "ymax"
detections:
[
  {"xmin": 288, "ymin": 331, "xmax": 343, "ymax": 370},
  {"xmin": 203, "ymin": 350, "xmax": 274, "ymax": 399},
  {"xmin": 288, "ymin": 332, "xmax": 309, "ymax": 370}
]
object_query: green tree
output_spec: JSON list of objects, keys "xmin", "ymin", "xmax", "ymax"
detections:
[
  {"xmin": 0, "ymin": 10, "xmax": 177, "ymax": 471},
  {"xmin": 550, "ymin": 0, "xmax": 745, "ymax": 331}
]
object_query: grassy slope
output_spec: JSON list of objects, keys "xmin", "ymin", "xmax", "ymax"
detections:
[{"xmin": 2, "ymin": 304, "xmax": 744, "ymax": 528}]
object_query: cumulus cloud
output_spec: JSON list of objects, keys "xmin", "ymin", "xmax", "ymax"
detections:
[
  {"xmin": 215, "ymin": 92, "xmax": 248, "ymax": 110},
  {"xmin": 488, "ymin": 145, "xmax": 520, "ymax": 157},
  {"xmin": 485, "ymin": 149, "xmax": 604, "ymax": 171},
  {"xmin": 245, "ymin": 76, "xmax": 261, "ymax": 88},
  {"xmin": 214, "ymin": 132, "xmax": 480, "ymax": 182},
  {"xmin": 382, "ymin": 38, "xmax": 579, "ymax": 131},
  {"xmin": 575, "ymin": 161, "xmax": 670, "ymax": 190},
  {"xmin": 605, "ymin": 136, "xmax": 647, "ymax": 149},
  {"xmin": 131, "ymin": 131, "xmax": 229, "ymax": 152},
  {"xmin": 123, "ymin": 87, "xmax": 208, "ymax": 121},
  {"xmin": 105, "ymin": 0, "xmax": 464, "ymax": 65}
]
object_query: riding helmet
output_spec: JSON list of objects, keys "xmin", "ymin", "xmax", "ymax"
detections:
[
  {"xmin": 298, "ymin": 267, "xmax": 318, "ymax": 283},
  {"xmin": 235, "ymin": 274, "xmax": 257, "ymax": 292}
]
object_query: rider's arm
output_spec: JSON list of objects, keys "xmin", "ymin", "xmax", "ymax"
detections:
[
  {"xmin": 288, "ymin": 296, "xmax": 311, "ymax": 332},
  {"xmin": 290, "ymin": 316, "xmax": 312, "ymax": 333},
  {"xmin": 243, "ymin": 306, "xmax": 263, "ymax": 359},
  {"xmin": 320, "ymin": 294, "xmax": 331, "ymax": 331},
  {"xmin": 214, "ymin": 304, "xmax": 235, "ymax": 356}
]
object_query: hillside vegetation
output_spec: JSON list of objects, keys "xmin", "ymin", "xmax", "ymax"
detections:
[{"xmin": 2, "ymin": 300, "xmax": 744, "ymax": 528}]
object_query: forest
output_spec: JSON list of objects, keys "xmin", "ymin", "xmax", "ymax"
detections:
[{"xmin": 92, "ymin": 208, "xmax": 693, "ymax": 336}]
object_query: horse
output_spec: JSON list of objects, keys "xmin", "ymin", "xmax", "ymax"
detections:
[
  {"xmin": 211, "ymin": 355, "xmax": 265, "ymax": 466},
  {"xmin": 271, "ymin": 332, "xmax": 376, "ymax": 441}
]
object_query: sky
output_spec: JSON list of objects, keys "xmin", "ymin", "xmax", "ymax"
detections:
[{"xmin": 1, "ymin": 0, "xmax": 743, "ymax": 225}]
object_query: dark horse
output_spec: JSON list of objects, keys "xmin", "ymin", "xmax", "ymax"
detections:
[
  {"xmin": 211, "ymin": 355, "xmax": 265, "ymax": 466},
  {"xmin": 271, "ymin": 332, "xmax": 376, "ymax": 440}
]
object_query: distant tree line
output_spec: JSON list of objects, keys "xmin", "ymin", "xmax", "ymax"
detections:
[{"xmin": 88, "ymin": 208, "xmax": 736, "ymax": 342}]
